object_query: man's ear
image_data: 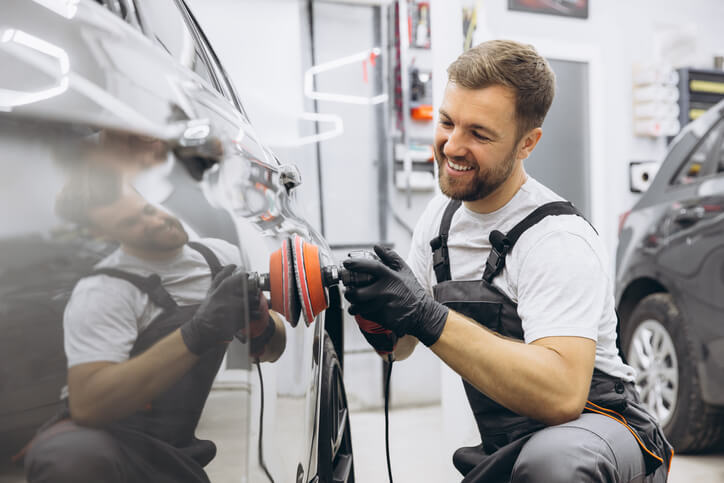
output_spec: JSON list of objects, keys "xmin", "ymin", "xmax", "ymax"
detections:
[{"xmin": 516, "ymin": 127, "xmax": 543, "ymax": 161}]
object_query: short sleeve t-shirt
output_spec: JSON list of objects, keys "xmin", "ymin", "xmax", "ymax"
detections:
[
  {"xmin": 406, "ymin": 177, "xmax": 634, "ymax": 382},
  {"xmin": 63, "ymin": 238, "xmax": 240, "ymax": 368}
]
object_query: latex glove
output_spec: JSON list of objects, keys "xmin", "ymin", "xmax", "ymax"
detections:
[
  {"xmin": 355, "ymin": 315, "xmax": 398, "ymax": 355},
  {"xmin": 343, "ymin": 245, "xmax": 449, "ymax": 347},
  {"xmin": 236, "ymin": 292, "xmax": 276, "ymax": 358},
  {"xmin": 181, "ymin": 265, "xmax": 245, "ymax": 355}
]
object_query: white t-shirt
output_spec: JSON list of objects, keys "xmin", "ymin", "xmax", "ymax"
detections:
[
  {"xmin": 407, "ymin": 177, "xmax": 634, "ymax": 382},
  {"xmin": 63, "ymin": 238, "xmax": 240, "ymax": 368}
]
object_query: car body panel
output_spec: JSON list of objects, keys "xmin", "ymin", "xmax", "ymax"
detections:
[
  {"xmin": 1, "ymin": 1, "xmax": 339, "ymax": 481},
  {"xmin": 616, "ymin": 98, "xmax": 724, "ymax": 407}
]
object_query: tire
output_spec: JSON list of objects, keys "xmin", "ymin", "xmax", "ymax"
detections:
[
  {"xmin": 622, "ymin": 293, "xmax": 724, "ymax": 452},
  {"xmin": 317, "ymin": 331, "xmax": 355, "ymax": 483}
]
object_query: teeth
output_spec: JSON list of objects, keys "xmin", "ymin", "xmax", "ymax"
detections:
[{"xmin": 448, "ymin": 159, "xmax": 473, "ymax": 171}]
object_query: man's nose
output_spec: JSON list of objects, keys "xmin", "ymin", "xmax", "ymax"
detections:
[
  {"xmin": 442, "ymin": 128, "xmax": 468, "ymax": 159},
  {"xmin": 147, "ymin": 214, "xmax": 167, "ymax": 230}
]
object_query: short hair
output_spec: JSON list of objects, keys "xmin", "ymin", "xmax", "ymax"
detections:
[
  {"xmin": 55, "ymin": 163, "xmax": 123, "ymax": 226},
  {"xmin": 447, "ymin": 40, "xmax": 556, "ymax": 138}
]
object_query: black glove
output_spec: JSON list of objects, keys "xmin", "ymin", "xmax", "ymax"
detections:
[
  {"xmin": 343, "ymin": 245, "xmax": 449, "ymax": 347},
  {"xmin": 355, "ymin": 315, "xmax": 398, "ymax": 355},
  {"xmin": 181, "ymin": 265, "xmax": 245, "ymax": 355},
  {"xmin": 236, "ymin": 291, "xmax": 276, "ymax": 358}
]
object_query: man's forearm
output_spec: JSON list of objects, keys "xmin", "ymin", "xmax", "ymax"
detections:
[
  {"xmin": 429, "ymin": 310, "xmax": 595, "ymax": 426},
  {"xmin": 68, "ymin": 329, "xmax": 200, "ymax": 426}
]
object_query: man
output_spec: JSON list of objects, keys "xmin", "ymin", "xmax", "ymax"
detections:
[
  {"xmin": 24, "ymin": 163, "xmax": 285, "ymax": 483},
  {"xmin": 344, "ymin": 40, "xmax": 672, "ymax": 482}
]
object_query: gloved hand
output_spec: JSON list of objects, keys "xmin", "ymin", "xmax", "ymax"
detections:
[
  {"xmin": 343, "ymin": 245, "xmax": 449, "ymax": 347},
  {"xmin": 181, "ymin": 265, "xmax": 246, "ymax": 355},
  {"xmin": 236, "ymin": 292, "xmax": 276, "ymax": 358},
  {"xmin": 355, "ymin": 315, "xmax": 398, "ymax": 355}
]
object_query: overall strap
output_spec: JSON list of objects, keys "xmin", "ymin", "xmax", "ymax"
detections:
[
  {"xmin": 429, "ymin": 199, "xmax": 462, "ymax": 284},
  {"xmin": 92, "ymin": 268, "xmax": 177, "ymax": 311},
  {"xmin": 188, "ymin": 241, "xmax": 223, "ymax": 277},
  {"xmin": 482, "ymin": 201, "xmax": 589, "ymax": 283}
]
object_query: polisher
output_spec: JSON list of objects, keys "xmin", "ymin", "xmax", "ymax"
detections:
[{"xmin": 247, "ymin": 234, "xmax": 374, "ymax": 326}]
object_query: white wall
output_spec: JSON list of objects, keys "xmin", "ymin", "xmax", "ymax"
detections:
[{"xmin": 471, "ymin": 0, "xmax": 724, "ymax": 255}]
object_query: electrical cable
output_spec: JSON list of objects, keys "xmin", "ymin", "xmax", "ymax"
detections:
[
  {"xmin": 256, "ymin": 362, "xmax": 275, "ymax": 483},
  {"xmin": 384, "ymin": 355, "xmax": 394, "ymax": 483}
]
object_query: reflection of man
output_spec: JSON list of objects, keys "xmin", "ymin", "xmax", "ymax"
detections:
[
  {"xmin": 24, "ymin": 166, "xmax": 284, "ymax": 483},
  {"xmin": 345, "ymin": 41, "xmax": 672, "ymax": 481}
]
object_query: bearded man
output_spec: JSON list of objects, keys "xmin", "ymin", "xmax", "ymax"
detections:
[{"xmin": 343, "ymin": 40, "xmax": 673, "ymax": 482}]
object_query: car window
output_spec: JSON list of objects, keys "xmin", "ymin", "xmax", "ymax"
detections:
[
  {"xmin": 137, "ymin": 0, "xmax": 221, "ymax": 94},
  {"xmin": 674, "ymin": 118, "xmax": 724, "ymax": 185}
]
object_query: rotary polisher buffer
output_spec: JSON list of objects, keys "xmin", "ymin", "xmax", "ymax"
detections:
[{"xmin": 246, "ymin": 234, "xmax": 373, "ymax": 325}]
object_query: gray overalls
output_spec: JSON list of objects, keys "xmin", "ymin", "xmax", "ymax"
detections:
[
  {"xmin": 25, "ymin": 242, "xmax": 228, "ymax": 483},
  {"xmin": 430, "ymin": 200, "xmax": 673, "ymax": 482}
]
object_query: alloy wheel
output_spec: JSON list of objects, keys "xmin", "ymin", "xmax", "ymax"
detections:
[{"xmin": 627, "ymin": 319, "xmax": 679, "ymax": 427}]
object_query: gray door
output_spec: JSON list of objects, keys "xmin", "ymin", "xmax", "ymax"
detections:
[{"xmin": 526, "ymin": 59, "xmax": 590, "ymax": 218}]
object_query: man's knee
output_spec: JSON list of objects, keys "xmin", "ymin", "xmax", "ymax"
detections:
[
  {"xmin": 511, "ymin": 426, "xmax": 618, "ymax": 482},
  {"xmin": 511, "ymin": 414, "xmax": 645, "ymax": 483},
  {"xmin": 25, "ymin": 422, "xmax": 126, "ymax": 483}
]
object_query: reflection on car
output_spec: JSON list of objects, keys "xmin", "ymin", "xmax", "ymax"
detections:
[{"xmin": 1, "ymin": 1, "xmax": 354, "ymax": 482}]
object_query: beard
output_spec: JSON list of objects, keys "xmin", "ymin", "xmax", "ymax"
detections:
[
  {"xmin": 138, "ymin": 216, "xmax": 189, "ymax": 252},
  {"xmin": 435, "ymin": 145, "xmax": 517, "ymax": 202}
]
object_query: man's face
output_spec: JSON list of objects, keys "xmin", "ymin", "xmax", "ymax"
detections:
[
  {"xmin": 88, "ymin": 187, "xmax": 188, "ymax": 253},
  {"xmin": 434, "ymin": 83, "xmax": 523, "ymax": 202}
]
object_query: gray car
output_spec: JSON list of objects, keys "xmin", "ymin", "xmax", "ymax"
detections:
[
  {"xmin": 1, "ymin": 1, "xmax": 353, "ymax": 481},
  {"xmin": 616, "ymin": 99, "xmax": 724, "ymax": 453}
]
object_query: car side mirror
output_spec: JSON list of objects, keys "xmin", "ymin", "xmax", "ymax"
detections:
[
  {"xmin": 172, "ymin": 119, "xmax": 224, "ymax": 180},
  {"xmin": 279, "ymin": 164, "xmax": 302, "ymax": 193}
]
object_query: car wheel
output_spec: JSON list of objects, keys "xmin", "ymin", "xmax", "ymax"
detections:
[
  {"xmin": 623, "ymin": 293, "xmax": 723, "ymax": 452},
  {"xmin": 317, "ymin": 331, "xmax": 355, "ymax": 483}
]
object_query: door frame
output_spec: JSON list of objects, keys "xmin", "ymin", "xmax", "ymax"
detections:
[{"xmin": 513, "ymin": 37, "xmax": 604, "ymax": 233}]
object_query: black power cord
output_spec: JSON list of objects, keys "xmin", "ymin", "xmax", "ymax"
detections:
[
  {"xmin": 256, "ymin": 362, "xmax": 275, "ymax": 483},
  {"xmin": 384, "ymin": 355, "xmax": 394, "ymax": 483}
]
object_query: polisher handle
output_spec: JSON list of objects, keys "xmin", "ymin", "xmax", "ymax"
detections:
[
  {"xmin": 339, "ymin": 267, "xmax": 375, "ymax": 287},
  {"xmin": 339, "ymin": 249, "xmax": 379, "ymax": 287},
  {"xmin": 355, "ymin": 315, "xmax": 397, "ymax": 355}
]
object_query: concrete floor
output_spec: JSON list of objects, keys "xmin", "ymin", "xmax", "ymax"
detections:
[
  {"xmin": 349, "ymin": 405, "xmax": 724, "ymax": 483},
  {"xmin": 4, "ymin": 392, "xmax": 723, "ymax": 482}
]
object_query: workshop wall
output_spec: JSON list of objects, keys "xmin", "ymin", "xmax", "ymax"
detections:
[{"xmin": 460, "ymin": 0, "xmax": 724, "ymax": 259}]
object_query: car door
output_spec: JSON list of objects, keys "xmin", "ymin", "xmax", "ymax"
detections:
[
  {"xmin": 1, "ymin": 1, "xmax": 330, "ymax": 482},
  {"xmin": 656, "ymin": 117, "xmax": 724, "ymax": 322},
  {"xmin": 130, "ymin": 1, "xmax": 331, "ymax": 481}
]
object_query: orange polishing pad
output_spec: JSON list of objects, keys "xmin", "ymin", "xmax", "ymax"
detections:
[
  {"xmin": 292, "ymin": 235, "xmax": 328, "ymax": 325},
  {"xmin": 268, "ymin": 238, "xmax": 300, "ymax": 326}
]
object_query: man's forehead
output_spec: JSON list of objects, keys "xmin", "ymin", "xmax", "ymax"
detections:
[
  {"xmin": 441, "ymin": 83, "xmax": 516, "ymax": 112},
  {"xmin": 440, "ymin": 83, "xmax": 517, "ymax": 135}
]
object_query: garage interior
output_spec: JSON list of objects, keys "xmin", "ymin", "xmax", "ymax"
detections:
[
  {"xmin": 3, "ymin": 0, "xmax": 724, "ymax": 482},
  {"xmin": 184, "ymin": 0, "xmax": 724, "ymax": 481}
]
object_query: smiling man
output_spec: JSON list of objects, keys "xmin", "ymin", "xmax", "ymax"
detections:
[{"xmin": 344, "ymin": 40, "xmax": 673, "ymax": 482}]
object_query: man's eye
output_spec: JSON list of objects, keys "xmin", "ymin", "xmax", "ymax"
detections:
[
  {"xmin": 473, "ymin": 132, "xmax": 490, "ymax": 141},
  {"xmin": 440, "ymin": 120, "xmax": 453, "ymax": 127},
  {"xmin": 143, "ymin": 205, "xmax": 156, "ymax": 215}
]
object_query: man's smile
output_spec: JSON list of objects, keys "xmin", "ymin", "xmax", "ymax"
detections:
[{"xmin": 447, "ymin": 158, "xmax": 474, "ymax": 172}]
